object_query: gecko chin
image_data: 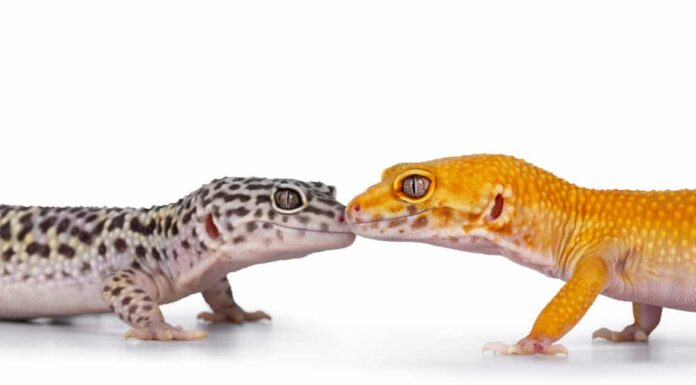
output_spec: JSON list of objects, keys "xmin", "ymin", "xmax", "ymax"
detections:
[{"xmin": 216, "ymin": 220, "xmax": 355, "ymax": 267}]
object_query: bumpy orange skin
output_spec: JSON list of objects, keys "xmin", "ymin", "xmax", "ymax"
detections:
[{"xmin": 348, "ymin": 154, "xmax": 696, "ymax": 351}]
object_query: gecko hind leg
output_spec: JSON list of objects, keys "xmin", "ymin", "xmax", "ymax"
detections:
[
  {"xmin": 197, "ymin": 277, "xmax": 271, "ymax": 324},
  {"xmin": 592, "ymin": 303, "xmax": 662, "ymax": 342},
  {"xmin": 102, "ymin": 269, "xmax": 207, "ymax": 341}
]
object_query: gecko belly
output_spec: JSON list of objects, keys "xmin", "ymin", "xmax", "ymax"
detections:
[{"xmin": 0, "ymin": 279, "xmax": 108, "ymax": 319}]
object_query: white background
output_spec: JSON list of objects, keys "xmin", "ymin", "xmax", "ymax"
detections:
[{"xmin": 1, "ymin": 1, "xmax": 696, "ymax": 384}]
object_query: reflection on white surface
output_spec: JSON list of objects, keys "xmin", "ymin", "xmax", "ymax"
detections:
[{"xmin": 2, "ymin": 308, "xmax": 696, "ymax": 384}]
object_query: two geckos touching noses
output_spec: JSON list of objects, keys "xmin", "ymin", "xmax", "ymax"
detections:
[{"xmin": 0, "ymin": 154, "xmax": 684, "ymax": 356}]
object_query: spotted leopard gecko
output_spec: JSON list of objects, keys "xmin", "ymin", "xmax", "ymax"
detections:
[
  {"xmin": 0, "ymin": 177, "xmax": 355, "ymax": 340},
  {"xmin": 347, "ymin": 154, "xmax": 689, "ymax": 355}
]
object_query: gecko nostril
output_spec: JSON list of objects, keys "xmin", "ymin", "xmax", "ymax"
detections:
[
  {"xmin": 338, "ymin": 215, "xmax": 345, "ymax": 223},
  {"xmin": 353, "ymin": 204, "xmax": 361, "ymax": 212}
]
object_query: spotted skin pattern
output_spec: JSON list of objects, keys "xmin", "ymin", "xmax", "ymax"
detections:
[
  {"xmin": 0, "ymin": 177, "xmax": 355, "ymax": 341},
  {"xmin": 347, "ymin": 154, "xmax": 696, "ymax": 355}
]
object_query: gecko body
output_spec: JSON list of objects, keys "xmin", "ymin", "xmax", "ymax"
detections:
[
  {"xmin": 347, "ymin": 154, "xmax": 692, "ymax": 355},
  {"xmin": 0, "ymin": 177, "xmax": 355, "ymax": 340}
]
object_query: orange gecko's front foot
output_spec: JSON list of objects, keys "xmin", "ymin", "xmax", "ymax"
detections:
[
  {"xmin": 482, "ymin": 339, "xmax": 568, "ymax": 356},
  {"xmin": 125, "ymin": 325, "xmax": 208, "ymax": 341},
  {"xmin": 197, "ymin": 306, "xmax": 271, "ymax": 324}
]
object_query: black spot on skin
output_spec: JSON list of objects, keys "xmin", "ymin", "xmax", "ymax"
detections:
[
  {"xmin": 151, "ymin": 248, "xmax": 161, "ymax": 261},
  {"xmin": 262, "ymin": 222, "xmax": 273, "ymax": 229},
  {"xmin": 37, "ymin": 244, "xmax": 50, "ymax": 258},
  {"xmin": 226, "ymin": 207, "xmax": 250, "ymax": 217},
  {"xmin": 128, "ymin": 305, "xmax": 138, "ymax": 314},
  {"xmin": 91, "ymin": 220, "xmax": 106, "ymax": 236},
  {"xmin": 0, "ymin": 222, "xmax": 10, "ymax": 241},
  {"xmin": 181, "ymin": 240, "xmax": 191, "ymax": 249},
  {"xmin": 19, "ymin": 212, "xmax": 32, "ymax": 224},
  {"xmin": 98, "ymin": 243, "xmax": 107, "ymax": 256},
  {"xmin": 228, "ymin": 184, "xmax": 240, "ymax": 191},
  {"xmin": 164, "ymin": 216, "xmax": 173, "ymax": 234},
  {"xmin": 233, "ymin": 236, "xmax": 245, "ymax": 244},
  {"xmin": 142, "ymin": 304, "xmax": 153, "ymax": 312},
  {"xmin": 108, "ymin": 214, "xmax": 126, "ymax": 231},
  {"xmin": 131, "ymin": 261, "xmax": 141, "ymax": 270},
  {"xmin": 267, "ymin": 210, "xmax": 276, "ymax": 220},
  {"xmin": 17, "ymin": 223, "xmax": 33, "ymax": 242},
  {"xmin": 58, "ymin": 244, "xmax": 76, "ymax": 259},
  {"xmin": 254, "ymin": 208, "xmax": 263, "ymax": 218},
  {"xmin": 256, "ymin": 195, "xmax": 271, "ymax": 205},
  {"xmin": 246, "ymin": 222, "xmax": 258, "ymax": 232},
  {"xmin": 39, "ymin": 216, "xmax": 58, "ymax": 233},
  {"xmin": 320, "ymin": 223, "xmax": 330, "ymax": 232},
  {"xmin": 56, "ymin": 218, "xmax": 70, "ymax": 234},
  {"xmin": 135, "ymin": 245, "xmax": 147, "ymax": 257},
  {"xmin": 114, "ymin": 239, "xmax": 128, "ymax": 253},
  {"xmin": 130, "ymin": 217, "xmax": 156, "ymax": 236},
  {"xmin": 246, "ymin": 184, "xmax": 274, "ymax": 190},
  {"xmin": 113, "ymin": 277, "xmax": 121, "ymax": 282},
  {"xmin": 2, "ymin": 248, "xmax": 15, "ymax": 261},
  {"xmin": 85, "ymin": 214, "xmax": 99, "ymax": 223},
  {"xmin": 121, "ymin": 297, "xmax": 132, "ymax": 306},
  {"xmin": 133, "ymin": 289, "xmax": 145, "ymax": 294},
  {"xmin": 171, "ymin": 223, "xmax": 179, "ymax": 236},
  {"xmin": 25, "ymin": 242, "xmax": 39, "ymax": 255},
  {"xmin": 212, "ymin": 192, "xmax": 252, "ymax": 203},
  {"xmin": 111, "ymin": 287, "xmax": 123, "ymax": 296},
  {"xmin": 79, "ymin": 231, "xmax": 92, "ymax": 245},
  {"xmin": 182, "ymin": 211, "xmax": 193, "ymax": 224},
  {"xmin": 80, "ymin": 262, "xmax": 91, "ymax": 273}
]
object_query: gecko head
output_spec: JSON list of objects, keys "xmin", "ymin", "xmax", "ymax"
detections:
[
  {"xmin": 346, "ymin": 155, "xmax": 518, "ymax": 252},
  {"xmin": 197, "ymin": 177, "xmax": 355, "ymax": 263}
]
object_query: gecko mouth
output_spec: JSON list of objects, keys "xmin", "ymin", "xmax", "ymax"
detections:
[
  {"xmin": 255, "ymin": 220, "xmax": 355, "ymax": 235},
  {"xmin": 347, "ymin": 208, "xmax": 435, "ymax": 226}
]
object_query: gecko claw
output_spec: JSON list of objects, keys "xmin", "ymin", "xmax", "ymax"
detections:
[{"xmin": 197, "ymin": 307, "xmax": 272, "ymax": 324}]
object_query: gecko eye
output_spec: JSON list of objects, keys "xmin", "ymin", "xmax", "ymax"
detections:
[
  {"xmin": 401, "ymin": 175, "xmax": 431, "ymax": 199},
  {"xmin": 272, "ymin": 187, "xmax": 307, "ymax": 214}
]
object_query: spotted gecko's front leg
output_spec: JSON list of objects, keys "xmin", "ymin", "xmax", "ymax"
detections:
[
  {"xmin": 197, "ymin": 277, "xmax": 271, "ymax": 324},
  {"xmin": 102, "ymin": 269, "xmax": 207, "ymax": 341}
]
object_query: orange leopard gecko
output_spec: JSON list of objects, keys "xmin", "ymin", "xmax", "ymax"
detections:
[{"xmin": 347, "ymin": 154, "xmax": 688, "ymax": 355}]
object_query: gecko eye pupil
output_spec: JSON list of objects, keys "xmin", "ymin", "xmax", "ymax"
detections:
[
  {"xmin": 274, "ymin": 188, "xmax": 303, "ymax": 211},
  {"xmin": 402, "ymin": 175, "xmax": 431, "ymax": 199}
]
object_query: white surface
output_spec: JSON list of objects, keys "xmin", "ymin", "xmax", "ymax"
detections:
[{"xmin": 2, "ymin": 0, "xmax": 696, "ymax": 384}]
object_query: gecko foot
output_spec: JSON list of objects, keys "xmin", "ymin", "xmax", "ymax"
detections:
[
  {"xmin": 482, "ymin": 339, "xmax": 568, "ymax": 356},
  {"xmin": 197, "ymin": 306, "xmax": 271, "ymax": 324},
  {"xmin": 592, "ymin": 326, "xmax": 649, "ymax": 342},
  {"xmin": 124, "ymin": 325, "xmax": 208, "ymax": 341}
]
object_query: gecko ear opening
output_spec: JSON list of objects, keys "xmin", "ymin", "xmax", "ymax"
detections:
[
  {"xmin": 489, "ymin": 194, "xmax": 504, "ymax": 220},
  {"xmin": 206, "ymin": 213, "xmax": 221, "ymax": 240}
]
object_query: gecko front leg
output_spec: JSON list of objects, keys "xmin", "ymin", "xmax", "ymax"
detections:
[
  {"xmin": 593, "ymin": 302, "xmax": 662, "ymax": 342},
  {"xmin": 483, "ymin": 256, "xmax": 609, "ymax": 356},
  {"xmin": 197, "ymin": 277, "xmax": 271, "ymax": 324},
  {"xmin": 102, "ymin": 269, "xmax": 207, "ymax": 341}
]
